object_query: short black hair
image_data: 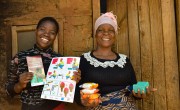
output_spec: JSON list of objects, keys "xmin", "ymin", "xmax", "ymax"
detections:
[{"xmin": 36, "ymin": 17, "xmax": 59, "ymax": 34}]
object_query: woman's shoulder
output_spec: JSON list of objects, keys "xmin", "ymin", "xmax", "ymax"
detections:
[
  {"xmin": 116, "ymin": 53, "xmax": 131, "ymax": 63},
  {"xmin": 14, "ymin": 48, "xmax": 33, "ymax": 58},
  {"xmin": 79, "ymin": 51, "xmax": 92, "ymax": 63},
  {"xmin": 80, "ymin": 51, "xmax": 91, "ymax": 57},
  {"xmin": 81, "ymin": 51, "xmax": 90, "ymax": 55},
  {"xmin": 117, "ymin": 53, "xmax": 127, "ymax": 58},
  {"xmin": 51, "ymin": 51, "xmax": 62, "ymax": 57},
  {"xmin": 11, "ymin": 48, "xmax": 34, "ymax": 64}
]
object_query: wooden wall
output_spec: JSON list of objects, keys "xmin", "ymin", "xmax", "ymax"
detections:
[
  {"xmin": 0, "ymin": 0, "xmax": 179, "ymax": 110},
  {"xmin": 107, "ymin": 0, "xmax": 180, "ymax": 110},
  {"xmin": 0, "ymin": 0, "xmax": 94, "ymax": 110}
]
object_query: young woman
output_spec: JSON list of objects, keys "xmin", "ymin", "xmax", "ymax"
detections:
[{"xmin": 5, "ymin": 17, "xmax": 81, "ymax": 110}]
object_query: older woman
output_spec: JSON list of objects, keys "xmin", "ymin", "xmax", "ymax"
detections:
[{"xmin": 75, "ymin": 12, "xmax": 156, "ymax": 110}]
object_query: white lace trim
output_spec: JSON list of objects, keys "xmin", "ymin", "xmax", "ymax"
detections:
[{"xmin": 84, "ymin": 52, "xmax": 127, "ymax": 68}]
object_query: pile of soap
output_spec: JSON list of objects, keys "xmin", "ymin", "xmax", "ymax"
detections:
[
  {"xmin": 133, "ymin": 81, "xmax": 149, "ymax": 93},
  {"xmin": 80, "ymin": 83, "xmax": 100, "ymax": 104}
]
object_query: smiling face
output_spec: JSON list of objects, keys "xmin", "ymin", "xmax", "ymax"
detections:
[
  {"xmin": 35, "ymin": 20, "xmax": 57, "ymax": 49},
  {"xmin": 95, "ymin": 23, "xmax": 116, "ymax": 48}
]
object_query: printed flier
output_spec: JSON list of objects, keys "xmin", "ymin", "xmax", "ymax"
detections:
[
  {"xmin": 26, "ymin": 55, "xmax": 46, "ymax": 87},
  {"xmin": 41, "ymin": 57, "xmax": 80, "ymax": 103}
]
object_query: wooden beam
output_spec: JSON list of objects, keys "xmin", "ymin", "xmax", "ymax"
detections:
[
  {"xmin": 116, "ymin": 0, "xmax": 129, "ymax": 56},
  {"xmin": 127, "ymin": 0, "xmax": 142, "ymax": 109},
  {"xmin": 92, "ymin": 0, "xmax": 100, "ymax": 49},
  {"xmin": 161, "ymin": 0, "xmax": 180, "ymax": 109},
  {"xmin": 149, "ymin": 0, "xmax": 167, "ymax": 109},
  {"xmin": 127, "ymin": 0, "xmax": 141, "ymax": 80},
  {"xmin": 138, "ymin": 0, "xmax": 154, "ymax": 109},
  {"xmin": 175, "ymin": 0, "xmax": 180, "ymax": 101}
]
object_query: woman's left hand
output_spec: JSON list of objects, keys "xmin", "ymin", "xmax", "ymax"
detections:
[
  {"xmin": 132, "ymin": 87, "xmax": 157, "ymax": 99},
  {"xmin": 71, "ymin": 69, "xmax": 81, "ymax": 83}
]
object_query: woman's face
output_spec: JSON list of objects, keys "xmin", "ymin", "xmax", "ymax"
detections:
[
  {"xmin": 35, "ymin": 21, "xmax": 57, "ymax": 49},
  {"xmin": 95, "ymin": 24, "xmax": 115, "ymax": 48}
]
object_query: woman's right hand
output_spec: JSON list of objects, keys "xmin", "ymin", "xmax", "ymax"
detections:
[
  {"xmin": 18, "ymin": 72, "xmax": 33, "ymax": 89},
  {"xmin": 14, "ymin": 72, "xmax": 33, "ymax": 93}
]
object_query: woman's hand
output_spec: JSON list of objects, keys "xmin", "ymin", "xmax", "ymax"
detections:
[
  {"xmin": 80, "ymin": 91, "xmax": 101, "ymax": 107},
  {"xmin": 132, "ymin": 87, "xmax": 157, "ymax": 99},
  {"xmin": 71, "ymin": 69, "xmax": 81, "ymax": 83},
  {"xmin": 14, "ymin": 72, "xmax": 33, "ymax": 93},
  {"xmin": 18, "ymin": 72, "xmax": 33, "ymax": 89}
]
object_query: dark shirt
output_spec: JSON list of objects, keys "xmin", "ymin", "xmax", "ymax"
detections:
[
  {"xmin": 75, "ymin": 51, "xmax": 137, "ymax": 105},
  {"xmin": 5, "ymin": 44, "xmax": 62, "ymax": 109}
]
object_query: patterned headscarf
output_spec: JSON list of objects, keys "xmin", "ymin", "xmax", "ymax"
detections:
[{"xmin": 94, "ymin": 12, "xmax": 118, "ymax": 35}]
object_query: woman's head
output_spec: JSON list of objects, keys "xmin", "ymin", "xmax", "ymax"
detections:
[
  {"xmin": 94, "ymin": 12, "xmax": 118, "ymax": 48},
  {"xmin": 35, "ymin": 17, "xmax": 59, "ymax": 49},
  {"xmin": 94, "ymin": 12, "xmax": 118, "ymax": 35},
  {"xmin": 37, "ymin": 17, "xmax": 59, "ymax": 34}
]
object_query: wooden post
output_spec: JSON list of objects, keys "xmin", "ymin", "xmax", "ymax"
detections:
[
  {"xmin": 175, "ymin": 0, "xmax": 180, "ymax": 102},
  {"xmin": 92, "ymin": 0, "xmax": 100, "ymax": 49},
  {"xmin": 116, "ymin": 0, "xmax": 129, "ymax": 56},
  {"xmin": 161, "ymin": 0, "xmax": 180, "ymax": 109},
  {"xmin": 138, "ymin": 0, "xmax": 154, "ymax": 110},
  {"xmin": 127, "ymin": 0, "xmax": 142, "ymax": 109},
  {"xmin": 149, "ymin": 0, "xmax": 167, "ymax": 109},
  {"xmin": 127, "ymin": 0, "xmax": 141, "ymax": 85}
]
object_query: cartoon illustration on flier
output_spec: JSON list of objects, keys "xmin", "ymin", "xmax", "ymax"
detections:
[
  {"xmin": 26, "ymin": 56, "xmax": 46, "ymax": 87},
  {"xmin": 41, "ymin": 57, "xmax": 80, "ymax": 103}
]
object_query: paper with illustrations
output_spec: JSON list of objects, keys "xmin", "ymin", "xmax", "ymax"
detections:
[
  {"xmin": 26, "ymin": 55, "xmax": 46, "ymax": 87},
  {"xmin": 41, "ymin": 57, "xmax": 80, "ymax": 103}
]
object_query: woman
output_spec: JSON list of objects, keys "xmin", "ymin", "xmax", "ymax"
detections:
[
  {"xmin": 5, "ymin": 17, "xmax": 81, "ymax": 110},
  {"xmin": 75, "ymin": 12, "xmax": 156, "ymax": 110}
]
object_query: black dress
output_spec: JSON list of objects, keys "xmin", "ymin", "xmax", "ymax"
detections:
[{"xmin": 75, "ymin": 51, "xmax": 137, "ymax": 107}]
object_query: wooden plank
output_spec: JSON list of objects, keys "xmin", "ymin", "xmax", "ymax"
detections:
[
  {"xmin": 57, "ymin": 19, "xmax": 63, "ymax": 54},
  {"xmin": 107, "ymin": 0, "xmax": 117, "ymax": 14},
  {"xmin": 127, "ymin": 0, "xmax": 141, "ymax": 85},
  {"xmin": 175, "ymin": 0, "xmax": 180, "ymax": 101},
  {"xmin": 116, "ymin": 0, "xmax": 129, "ymax": 56},
  {"xmin": 92, "ymin": 0, "xmax": 100, "ymax": 49},
  {"xmin": 14, "ymin": 25, "xmax": 36, "ymax": 31},
  {"xmin": 107, "ymin": 0, "xmax": 129, "ymax": 56},
  {"xmin": 127, "ymin": 0, "xmax": 142, "ymax": 109},
  {"xmin": 11, "ymin": 26, "xmax": 18, "ymax": 57},
  {"xmin": 106, "ymin": 0, "xmax": 117, "ymax": 52},
  {"xmin": 161, "ymin": 0, "xmax": 180, "ymax": 109},
  {"xmin": 137, "ymin": 0, "xmax": 154, "ymax": 110},
  {"xmin": 149, "ymin": 0, "xmax": 167, "ymax": 110}
]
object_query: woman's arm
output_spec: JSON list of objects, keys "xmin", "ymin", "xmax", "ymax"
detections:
[
  {"xmin": 5, "ymin": 55, "xmax": 33, "ymax": 96},
  {"xmin": 5, "ymin": 56, "xmax": 20, "ymax": 97}
]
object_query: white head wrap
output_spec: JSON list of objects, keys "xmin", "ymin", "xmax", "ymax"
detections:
[{"xmin": 94, "ymin": 12, "xmax": 118, "ymax": 35}]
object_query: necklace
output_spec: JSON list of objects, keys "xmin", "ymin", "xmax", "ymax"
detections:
[{"xmin": 84, "ymin": 52, "xmax": 127, "ymax": 68}]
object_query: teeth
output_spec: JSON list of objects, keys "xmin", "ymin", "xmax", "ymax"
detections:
[
  {"xmin": 102, "ymin": 38, "xmax": 110, "ymax": 41},
  {"xmin": 41, "ymin": 38, "xmax": 49, "ymax": 42}
]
